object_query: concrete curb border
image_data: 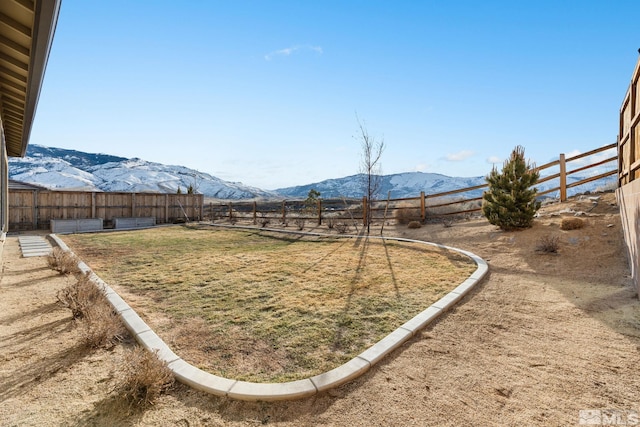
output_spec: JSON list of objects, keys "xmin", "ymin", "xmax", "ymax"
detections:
[{"xmin": 50, "ymin": 227, "xmax": 488, "ymax": 401}]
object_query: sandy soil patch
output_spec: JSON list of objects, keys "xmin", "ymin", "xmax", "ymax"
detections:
[{"xmin": 1, "ymin": 192, "xmax": 639, "ymax": 426}]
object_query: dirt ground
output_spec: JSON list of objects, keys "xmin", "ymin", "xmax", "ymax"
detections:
[{"xmin": 1, "ymin": 192, "xmax": 639, "ymax": 426}]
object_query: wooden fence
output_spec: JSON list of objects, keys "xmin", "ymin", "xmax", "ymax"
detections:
[
  {"xmin": 7, "ymin": 144, "xmax": 615, "ymax": 232},
  {"xmin": 618, "ymin": 56, "xmax": 640, "ymax": 185},
  {"xmin": 616, "ymin": 54, "xmax": 640, "ymax": 295},
  {"xmin": 205, "ymin": 144, "xmax": 618, "ymax": 227},
  {"xmin": 8, "ymin": 191, "xmax": 204, "ymax": 231}
]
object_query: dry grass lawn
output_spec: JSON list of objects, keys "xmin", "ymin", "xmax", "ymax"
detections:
[
  {"xmin": 5, "ymin": 193, "xmax": 639, "ymax": 426},
  {"xmin": 61, "ymin": 226, "xmax": 475, "ymax": 382}
]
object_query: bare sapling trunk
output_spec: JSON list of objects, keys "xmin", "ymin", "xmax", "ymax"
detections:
[{"xmin": 356, "ymin": 117, "xmax": 385, "ymax": 234}]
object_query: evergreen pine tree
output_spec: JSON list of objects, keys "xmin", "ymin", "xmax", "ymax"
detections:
[{"xmin": 482, "ymin": 145, "xmax": 541, "ymax": 230}]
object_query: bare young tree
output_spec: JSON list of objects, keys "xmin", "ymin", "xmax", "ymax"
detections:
[{"xmin": 356, "ymin": 117, "xmax": 385, "ymax": 234}]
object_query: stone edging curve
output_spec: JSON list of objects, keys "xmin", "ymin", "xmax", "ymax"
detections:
[{"xmin": 49, "ymin": 227, "xmax": 488, "ymax": 402}]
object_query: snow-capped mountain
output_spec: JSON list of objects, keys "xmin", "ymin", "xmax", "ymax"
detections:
[
  {"xmin": 275, "ymin": 173, "xmax": 487, "ymax": 199},
  {"xmin": 9, "ymin": 145, "xmax": 280, "ymax": 200},
  {"xmin": 9, "ymin": 145, "xmax": 617, "ymax": 201},
  {"xmin": 275, "ymin": 171, "xmax": 617, "ymax": 200}
]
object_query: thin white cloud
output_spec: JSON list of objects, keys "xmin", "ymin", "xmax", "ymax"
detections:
[
  {"xmin": 486, "ymin": 156, "xmax": 502, "ymax": 164},
  {"xmin": 445, "ymin": 150, "xmax": 475, "ymax": 162},
  {"xmin": 264, "ymin": 45, "xmax": 323, "ymax": 61},
  {"xmin": 413, "ymin": 163, "xmax": 428, "ymax": 172},
  {"xmin": 564, "ymin": 147, "xmax": 617, "ymax": 166},
  {"xmin": 565, "ymin": 149, "xmax": 582, "ymax": 159}
]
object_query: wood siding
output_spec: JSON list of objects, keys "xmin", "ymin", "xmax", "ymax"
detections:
[
  {"xmin": 8, "ymin": 191, "xmax": 203, "ymax": 231},
  {"xmin": 618, "ymin": 56, "xmax": 640, "ymax": 185},
  {"xmin": 617, "ymin": 54, "xmax": 640, "ymax": 295}
]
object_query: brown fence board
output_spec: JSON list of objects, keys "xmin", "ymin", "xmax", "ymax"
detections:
[
  {"xmin": 8, "ymin": 190, "xmax": 204, "ymax": 231},
  {"xmin": 203, "ymin": 144, "xmax": 616, "ymax": 226},
  {"xmin": 618, "ymin": 60, "xmax": 640, "ymax": 186},
  {"xmin": 9, "ymin": 142, "xmax": 616, "ymax": 231}
]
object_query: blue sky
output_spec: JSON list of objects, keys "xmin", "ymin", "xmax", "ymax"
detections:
[{"xmin": 30, "ymin": 0, "xmax": 638, "ymax": 189}]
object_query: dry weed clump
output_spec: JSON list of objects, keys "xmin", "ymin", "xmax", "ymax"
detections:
[
  {"xmin": 536, "ymin": 235, "xmax": 560, "ymax": 253},
  {"xmin": 57, "ymin": 272, "xmax": 104, "ymax": 319},
  {"xmin": 82, "ymin": 301, "xmax": 125, "ymax": 349},
  {"xmin": 47, "ymin": 246, "xmax": 80, "ymax": 275},
  {"xmin": 561, "ymin": 217, "xmax": 585, "ymax": 230},
  {"xmin": 395, "ymin": 207, "xmax": 421, "ymax": 225},
  {"xmin": 57, "ymin": 271, "xmax": 125, "ymax": 348},
  {"xmin": 117, "ymin": 347, "xmax": 174, "ymax": 407},
  {"xmin": 259, "ymin": 215, "xmax": 270, "ymax": 228},
  {"xmin": 335, "ymin": 222, "xmax": 350, "ymax": 234},
  {"xmin": 407, "ymin": 220, "xmax": 422, "ymax": 229},
  {"xmin": 325, "ymin": 217, "xmax": 335, "ymax": 229},
  {"xmin": 295, "ymin": 218, "xmax": 306, "ymax": 231}
]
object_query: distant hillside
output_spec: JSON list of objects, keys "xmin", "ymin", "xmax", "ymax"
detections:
[
  {"xmin": 9, "ymin": 145, "xmax": 281, "ymax": 200},
  {"xmin": 274, "ymin": 171, "xmax": 616, "ymax": 200},
  {"xmin": 275, "ymin": 173, "xmax": 486, "ymax": 199},
  {"xmin": 24, "ymin": 145, "xmax": 128, "ymax": 168},
  {"xmin": 9, "ymin": 145, "xmax": 617, "ymax": 201}
]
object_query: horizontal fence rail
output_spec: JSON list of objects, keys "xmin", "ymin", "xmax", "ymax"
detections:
[
  {"xmin": 617, "ymin": 55, "xmax": 640, "ymax": 186},
  {"xmin": 8, "ymin": 191, "xmax": 204, "ymax": 231},
  {"xmin": 204, "ymin": 144, "xmax": 618, "ymax": 228},
  {"xmin": 8, "ymin": 144, "xmax": 616, "ymax": 232}
]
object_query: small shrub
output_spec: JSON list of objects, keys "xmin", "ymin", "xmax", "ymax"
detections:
[
  {"xmin": 561, "ymin": 218, "xmax": 584, "ymax": 230},
  {"xmin": 117, "ymin": 347, "xmax": 174, "ymax": 406},
  {"xmin": 335, "ymin": 222, "xmax": 350, "ymax": 234},
  {"xmin": 82, "ymin": 302, "xmax": 125, "ymax": 349},
  {"xmin": 326, "ymin": 217, "xmax": 335, "ymax": 229},
  {"xmin": 482, "ymin": 145, "xmax": 541, "ymax": 230},
  {"xmin": 536, "ymin": 235, "xmax": 560, "ymax": 253},
  {"xmin": 407, "ymin": 221, "xmax": 422, "ymax": 229},
  {"xmin": 395, "ymin": 208, "xmax": 421, "ymax": 225},
  {"xmin": 47, "ymin": 247, "xmax": 80, "ymax": 275},
  {"xmin": 295, "ymin": 218, "xmax": 305, "ymax": 231},
  {"xmin": 57, "ymin": 272, "xmax": 104, "ymax": 319},
  {"xmin": 259, "ymin": 216, "xmax": 270, "ymax": 228},
  {"xmin": 58, "ymin": 272, "xmax": 124, "ymax": 348}
]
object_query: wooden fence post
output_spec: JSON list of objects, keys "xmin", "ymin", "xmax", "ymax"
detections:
[
  {"xmin": 362, "ymin": 196, "xmax": 368, "ymax": 227},
  {"xmin": 253, "ymin": 201, "xmax": 257, "ymax": 225},
  {"xmin": 32, "ymin": 190, "xmax": 38, "ymax": 229},
  {"xmin": 559, "ymin": 153, "xmax": 567, "ymax": 202},
  {"xmin": 420, "ymin": 191, "xmax": 426, "ymax": 222},
  {"xmin": 381, "ymin": 191, "xmax": 391, "ymax": 235},
  {"xmin": 317, "ymin": 199, "xmax": 322, "ymax": 225},
  {"xmin": 164, "ymin": 194, "xmax": 169, "ymax": 224},
  {"xmin": 282, "ymin": 200, "xmax": 287, "ymax": 224},
  {"xmin": 228, "ymin": 202, "xmax": 233, "ymax": 223}
]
